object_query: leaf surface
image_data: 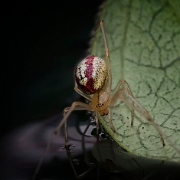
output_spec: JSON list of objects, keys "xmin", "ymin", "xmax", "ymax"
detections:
[{"xmin": 90, "ymin": 0, "xmax": 180, "ymax": 162}]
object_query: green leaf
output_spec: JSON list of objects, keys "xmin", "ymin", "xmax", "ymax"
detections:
[{"xmin": 90, "ymin": 0, "xmax": 180, "ymax": 162}]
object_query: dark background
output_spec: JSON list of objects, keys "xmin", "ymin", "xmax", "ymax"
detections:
[
  {"xmin": 2, "ymin": 0, "xmax": 104, "ymax": 137},
  {"xmin": 2, "ymin": 1, "xmax": 180, "ymax": 180},
  {"xmin": 1, "ymin": 1, "xmax": 104, "ymax": 179}
]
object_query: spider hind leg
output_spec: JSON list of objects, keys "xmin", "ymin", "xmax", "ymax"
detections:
[{"xmin": 110, "ymin": 80, "xmax": 165, "ymax": 146}]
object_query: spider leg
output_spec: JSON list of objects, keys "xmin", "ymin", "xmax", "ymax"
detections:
[
  {"xmin": 63, "ymin": 105, "xmax": 97, "ymax": 179},
  {"xmin": 110, "ymin": 80, "xmax": 165, "ymax": 146},
  {"xmin": 95, "ymin": 111, "xmax": 100, "ymax": 141},
  {"xmin": 108, "ymin": 108, "xmax": 115, "ymax": 132},
  {"xmin": 81, "ymin": 116, "xmax": 96, "ymax": 167},
  {"xmin": 111, "ymin": 80, "xmax": 135, "ymax": 126},
  {"xmin": 99, "ymin": 20, "xmax": 112, "ymax": 93},
  {"xmin": 74, "ymin": 82, "xmax": 92, "ymax": 101},
  {"xmin": 63, "ymin": 107, "xmax": 71, "ymax": 147},
  {"xmin": 32, "ymin": 101, "xmax": 94, "ymax": 180}
]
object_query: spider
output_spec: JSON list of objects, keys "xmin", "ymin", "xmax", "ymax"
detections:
[{"xmin": 32, "ymin": 20, "xmax": 166, "ymax": 180}]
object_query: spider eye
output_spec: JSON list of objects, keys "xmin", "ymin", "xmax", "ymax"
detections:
[
  {"xmin": 75, "ymin": 55, "xmax": 108, "ymax": 94},
  {"xmin": 96, "ymin": 103, "xmax": 104, "ymax": 107}
]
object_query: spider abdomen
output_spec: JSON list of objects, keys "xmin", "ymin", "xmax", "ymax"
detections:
[{"xmin": 75, "ymin": 55, "xmax": 107, "ymax": 94}]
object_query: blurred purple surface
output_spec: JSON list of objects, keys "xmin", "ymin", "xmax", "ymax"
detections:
[
  {"xmin": 1, "ymin": 114, "xmax": 180, "ymax": 180},
  {"xmin": 0, "ymin": 113, "xmax": 97, "ymax": 179}
]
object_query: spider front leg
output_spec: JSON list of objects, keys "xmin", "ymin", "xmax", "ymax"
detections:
[
  {"xmin": 110, "ymin": 80, "xmax": 165, "ymax": 146},
  {"xmin": 74, "ymin": 82, "xmax": 91, "ymax": 101},
  {"xmin": 63, "ymin": 107, "xmax": 71, "ymax": 148},
  {"xmin": 32, "ymin": 101, "xmax": 94, "ymax": 180},
  {"xmin": 63, "ymin": 106, "xmax": 96, "ymax": 179}
]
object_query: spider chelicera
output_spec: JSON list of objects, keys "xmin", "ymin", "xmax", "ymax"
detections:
[{"xmin": 32, "ymin": 20, "xmax": 166, "ymax": 180}]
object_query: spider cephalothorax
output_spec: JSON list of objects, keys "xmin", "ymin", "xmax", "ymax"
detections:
[{"xmin": 75, "ymin": 55, "xmax": 108, "ymax": 94}]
